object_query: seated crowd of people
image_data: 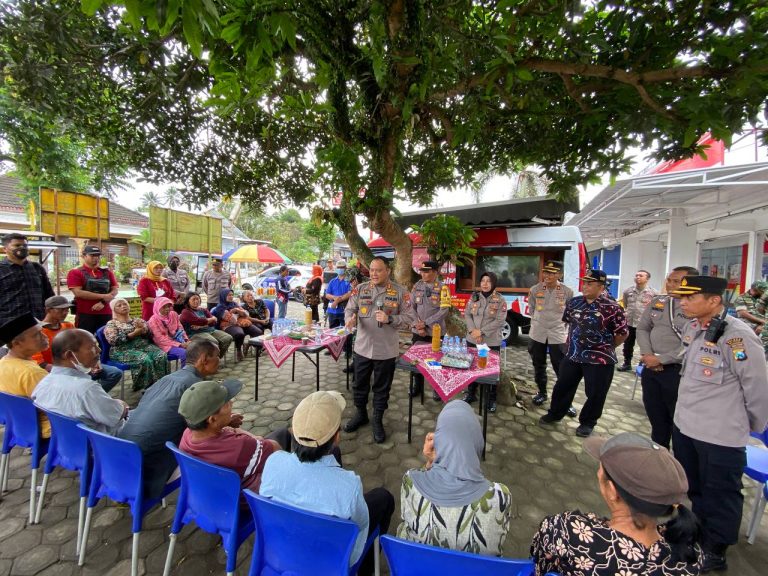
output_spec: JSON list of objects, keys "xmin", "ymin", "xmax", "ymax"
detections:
[{"xmin": 0, "ymin": 311, "xmax": 704, "ymax": 575}]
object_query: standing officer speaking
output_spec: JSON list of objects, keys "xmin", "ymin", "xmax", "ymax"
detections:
[
  {"xmin": 527, "ymin": 261, "xmax": 575, "ymax": 418},
  {"xmin": 635, "ymin": 266, "xmax": 698, "ymax": 450},
  {"xmin": 409, "ymin": 261, "xmax": 449, "ymax": 399},
  {"xmin": 344, "ymin": 256, "xmax": 414, "ymax": 443},
  {"xmin": 671, "ymin": 275, "xmax": 768, "ymax": 572}
]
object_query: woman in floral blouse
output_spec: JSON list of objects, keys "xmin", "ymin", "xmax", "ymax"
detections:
[
  {"xmin": 104, "ymin": 298, "xmax": 169, "ymax": 391},
  {"xmin": 530, "ymin": 432, "xmax": 702, "ymax": 576},
  {"xmin": 397, "ymin": 400, "xmax": 512, "ymax": 555},
  {"xmin": 241, "ymin": 290, "xmax": 272, "ymax": 331}
]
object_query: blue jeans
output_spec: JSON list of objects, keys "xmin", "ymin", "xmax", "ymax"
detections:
[
  {"xmin": 277, "ymin": 298, "xmax": 288, "ymax": 319},
  {"xmin": 93, "ymin": 364, "xmax": 124, "ymax": 393}
]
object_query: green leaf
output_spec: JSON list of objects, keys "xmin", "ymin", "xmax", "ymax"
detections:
[{"xmin": 80, "ymin": 0, "xmax": 103, "ymax": 16}]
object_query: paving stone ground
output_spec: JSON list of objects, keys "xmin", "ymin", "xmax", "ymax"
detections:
[{"xmin": 1, "ymin": 301, "xmax": 766, "ymax": 575}]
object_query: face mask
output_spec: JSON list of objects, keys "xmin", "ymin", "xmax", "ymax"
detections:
[
  {"xmin": 12, "ymin": 247, "xmax": 29, "ymax": 260},
  {"xmin": 71, "ymin": 353, "xmax": 91, "ymax": 375},
  {"xmin": 336, "ymin": 269, "xmax": 345, "ymax": 276},
  {"xmin": 169, "ymin": 262, "xmax": 178, "ymax": 271}
]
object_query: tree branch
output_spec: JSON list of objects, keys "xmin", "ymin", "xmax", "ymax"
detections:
[{"xmin": 558, "ymin": 73, "xmax": 590, "ymax": 112}]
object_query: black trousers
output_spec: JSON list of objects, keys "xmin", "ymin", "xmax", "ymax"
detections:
[
  {"xmin": 359, "ymin": 487, "xmax": 395, "ymax": 576},
  {"xmin": 547, "ymin": 358, "xmax": 614, "ymax": 427},
  {"xmin": 410, "ymin": 334, "xmax": 432, "ymax": 392},
  {"xmin": 353, "ymin": 354, "xmax": 397, "ymax": 412},
  {"xmin": 527, "ymin": 339, "xmax": 566, "ymax": 395},
  {"xmin": 466, "ymin": 344, "xmax": 500, "ymax": 403},
  {"xmin": 622, "ymin": 326, "xmax": 637, "ymax": 365},
  {"xmin": 640, "ymin": 364, "xmax": 681, "ymax": 450},
  {"xmin": 672, "ymin": 427, "xmax": 746, "ymax": 551},
  {"xmin": 75, "ymin": 313, "xmax": 111, "ymax": 334}
]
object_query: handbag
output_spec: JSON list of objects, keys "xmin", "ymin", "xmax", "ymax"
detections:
[{"xmin": 237, "ymin": 316, "xmax": 253, "ymax": 328}]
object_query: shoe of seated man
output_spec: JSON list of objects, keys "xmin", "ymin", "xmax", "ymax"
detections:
[
  {"xmin": 487, "ymin": 400, "xmax": 497, "ymax": 413},
  {"xmin": 462, "ymin": 391, "xmax": 477, "ymax": 404}
]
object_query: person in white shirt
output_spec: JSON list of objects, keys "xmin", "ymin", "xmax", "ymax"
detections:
[{"xmin": 33, "ymin": 329, "xmax": 129, "ymax": 435}]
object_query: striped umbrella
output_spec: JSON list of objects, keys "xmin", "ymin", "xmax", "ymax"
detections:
[{"xmin": 226, "ymin": 244, "xmax": 291, "ymax": 264}]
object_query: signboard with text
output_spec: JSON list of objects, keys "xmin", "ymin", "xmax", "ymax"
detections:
[
  {"xmin": 149, "ymin": 206, "xmax": 223, "ymax": 254},
  {"xmin": 39, "ymin": 188, "xmax": 110, "ymax": 239}
]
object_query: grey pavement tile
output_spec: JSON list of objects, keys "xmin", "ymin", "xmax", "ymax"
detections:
[{"xmin": 10, "ymin": 545, "xmax": 58, "ymax": 576}]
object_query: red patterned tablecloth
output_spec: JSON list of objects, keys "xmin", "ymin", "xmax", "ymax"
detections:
[
  {"xmin": 400, "ymin": 343, "xmax": 500, "ymax": 401},
  {"xmin": 261, "ymin": 332, "xmax": 349, "ymax": 368}
]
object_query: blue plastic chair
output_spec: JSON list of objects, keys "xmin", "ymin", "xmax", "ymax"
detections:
[
  {"xmin": 380, "ymin": 535, "xmax": 536, "ymax": 576},
  {"xmin": 34, "ymin": 410, "xmax": 91, "ymax": 552},
  {"xmin": 77, "ymin": 424, "xmax": 180, "ymax": 576},
  {"xmin": 162, "ymin": 442, "xmax": 255, "ymax": 576},
  {"xmin": 244, "ymin": 490, "xmax": 380, "ymax": 576},
  {"xmin": 95, "ymin": 326, "xmax": 129, "ymax": 399},
  {"xmin": 745, "ymin": 428, "xmax": 768, "ymax": 544},
  {"xmin": 0, "ymin": 391, "xmax": 49, "ymax": 523},
  {"xmin": 264, "ymin": 299, "xmax": 275, "ymax": 320}
]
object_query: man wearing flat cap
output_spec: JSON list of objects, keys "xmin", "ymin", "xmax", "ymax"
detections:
[
  {"xmin": 409, "ymin": 260, "xmax": 450, "ymax": 399},
  {"xmin": 178, "ymin": 379, "xmax": 288, "ymax": 491},
  {"xmin": 671, "ymin": 275, "xmax": 768, "ymax": 572},
  {"xmin": 539, "ymin": 269, "xmax": 628, "ymax": 438},
  {"xmin": 527, "ymin": 260, "xmax": 575, "ymax": 412},
  {"xmin": 0, "ymin": 313, "xmax": 52, "ymax": 437},
  {"xmin": 260, "ymin": 391, "xmax": 394, "ymax": 576}
]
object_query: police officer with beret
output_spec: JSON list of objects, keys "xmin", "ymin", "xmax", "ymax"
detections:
[
  {"xmin": 409, "ymin": 261, "xmax": 449, "ymax": 399},
  {"xmin": 527, "ymin": 260, "xmax": 576, "ymax": 418},
  {"xmin": 671, "ymin": 275, "xmax": 768, "ymax": 572},
  {"xmin": 344, "ymin": 256, "xmax": 415, "ymax": 443},
  {"xmin": 635, "ymin": 266, "xmax": 699, "ymax": 450}
]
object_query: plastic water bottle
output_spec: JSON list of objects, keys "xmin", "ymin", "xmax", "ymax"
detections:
[
  {"xmin": 314, "ymin": 330, "xmax": 322, "ymax": 345},
  {"xmin": 500, "ymin": 340, "xmax": 507, "ymax": 367},
  {"xmin": 460, "ymin": 338, "xmax": 467, "ymax": 354},
  {"xmin": 441, "ymin": 335, "xmax": 448, "ymax": 354},
  {"xmin": 452, "ymin": 336, "xmax": 460, "ymax": 353}
]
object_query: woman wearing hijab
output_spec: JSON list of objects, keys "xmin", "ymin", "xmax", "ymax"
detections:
[
  {"xmin": 462, "ymin": 271, "xmax": 508, "ymax": 411},
  {"xmin": 303, "ymin": 264, "xmax": 324, "ymax": 323},
  {"xmin": 211, "ymin": 288, "xmax": 262, "ymax": 361},
  {"xmin": 147, "ymin": 296, "xmax": 189, "ymax": 366},
  {"xmin": 104, "ymin": 298, "xmax": 169, "ymax": 390},
  {"xmin": 137, "ymin": 261, "xmax": 176, "ymax": 320},
  {"xmin": 397, "ymin": 400, "xmax": 512, "ymax": 555},
  {"xmin": 179, "ymin": 292, "xmax": 234, "ymax": 358},
  {"xmin": 531, "ymin": 432, "xmax": 702, "ymax": 576}
]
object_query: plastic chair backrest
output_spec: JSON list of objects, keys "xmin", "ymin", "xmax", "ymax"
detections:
[
  {"xmin": 750, "ymin": 427, "xmax": 768, "ymax": 447},
  {"xmin": 244, "ymin": 490, "xmax": 358, "ymax": 576},
  {"xmin": 165, "ymin": 441, "xmax": 245, "ymax": 536},
  {"xmin": 78, "ymin": 424, "xmax": 147, "ymax": 528},
  {"xmin": 95, "ymin": 326, "xmax": 111, "ymax": 365},
  {"xmin": 0, "ymin": 391, "xmax": 43, "ymax": 454},
  {"xmin": 264, "ymin": 299, "xmax": 275, "ymax": 319},
  {"xmin": 380, "ymin": 535, "xmax": 535, "ymax": 576},
  {"xmin": 42, "ymin": 411, "xmax": 90, "ymax": 486}
]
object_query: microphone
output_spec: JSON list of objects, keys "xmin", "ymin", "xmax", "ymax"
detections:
[{"xmin": 376, "ymin": 297, "xmax": 384, "ymax": 328}]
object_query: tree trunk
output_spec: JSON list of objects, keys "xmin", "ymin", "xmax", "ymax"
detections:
[
  {"xmin": 369, "ymin": 208, "xmax": 417, "ymax": 288},
  {"xmin": 335, "ymin": 191, "xmax": 374, "ymax": 267}
]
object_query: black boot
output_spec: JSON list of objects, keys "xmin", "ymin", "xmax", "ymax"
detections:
[
  {"xmin": 372, "ymin": 411, "xmax": 386, "ymax": 443},
  {"xmin": 343, "ymin": 407, "xmax": 369, "ymax": 432}
]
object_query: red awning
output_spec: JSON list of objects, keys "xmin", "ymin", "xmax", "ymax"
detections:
[{"xmin": 367, "ymin": 233, "xmax": 422, "ymax": 248}]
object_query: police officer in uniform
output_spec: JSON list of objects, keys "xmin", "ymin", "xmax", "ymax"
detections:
[
  {"xmin": 527, "ymin": 261, "xmax": 576, "ymax": 419},
  {"xmin": 462, "ymin": 271, "xmax": 507, "ymax": 412},
  {"xmin": 409, "ymin": 261, "xmax": 449, "ymax": 399},
  {"xmin": 671, "ymin": 275, "xmax": 768, "ymax": 572},
  {"xmin": 635, "ymin": 266, "xmax": 698, "ymax": 449},
  {"xmin": 344, "ymin": 256, "xmax": 415, "ymax": 443}
]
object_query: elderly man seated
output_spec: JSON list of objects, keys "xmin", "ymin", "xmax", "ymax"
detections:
[
  {"xmin": 119, "ymin": 338, "xmax": 223, "ymax": 499},
  {"xmin": 32, "ymin": 295, "xmax": 123, "ymax": 392},
  {"xmin": 259, "ymin": 391, "xmax": 394, "ymax": 576},
  {"xmin": 178, "ymin": 380, "xmax": 290, "ymax": 492},
  {"xmin": 0, "ymin": 313, "xmax": 52, "ymax": 437},
  {"xmin": 32, "ymin": 329, "xmax": 129, "ymax": 435}
]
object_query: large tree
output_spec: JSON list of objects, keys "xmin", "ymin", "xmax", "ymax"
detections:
[{"xmin": 2, "ymin": 1, "xmax": 766, "ymax": 284}]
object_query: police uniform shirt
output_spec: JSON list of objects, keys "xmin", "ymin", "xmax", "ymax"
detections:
[
  {"xmin": 635, "ymin": 295, "xmax": 689, "ymax": 365},
  {"xmin": 676, "ymin": 315, "xmax": 768, "ymax": 447},
  {"xmin": 345, "ymin": 281, "xmax": 414, "ymax": 360},
  {"xmin": 528, "ymin": 281, "xmax": 573, "ymax": 345},
  {"xmin": 621, "ymin": 285, "xmax": 658, "ymax": 327},
  {"xmin": 202, "ymin": 270, "xmax": 232, "ymax": 305},
  {"xmin": 410, "ymin": 279, "xmax": 449, "ymax": 335},
  {"xmin": 464, "ymin": 291, "xmax": 507, "ymax": 347},
  {"xmin": 162, "ymin": 267, "xmax": 190, "ymax": 295}
]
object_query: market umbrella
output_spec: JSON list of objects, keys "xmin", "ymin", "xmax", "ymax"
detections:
[{"xmin": 226, "ymin": 244, "xmax": 290, "ymax": 264}]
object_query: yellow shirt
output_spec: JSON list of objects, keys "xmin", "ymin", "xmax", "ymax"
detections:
[{"xmin": 0, "ymin": 356, "xmax": 51, "ymax": 438}]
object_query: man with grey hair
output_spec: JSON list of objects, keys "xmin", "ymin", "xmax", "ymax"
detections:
[{"xmin": 32, "ymin": 329, "xmax": 129, "ymax": 435}]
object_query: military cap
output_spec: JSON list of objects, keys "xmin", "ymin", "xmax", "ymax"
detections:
[
  {"xmin": 542, "ymin": 260, "xmax": 564, "ymax": 274},
  {"xmin": 581, "ymin": 269, "xmax": 608, "ymax": 284},
  {"xmin": 670, "ymin": 275, "xmax": 727, "ymax": 296}
]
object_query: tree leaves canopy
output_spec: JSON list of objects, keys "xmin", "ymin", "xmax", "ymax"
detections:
[{"xmin": 2, "ymin": 0, "xmax": 766, "ymax": 280}]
